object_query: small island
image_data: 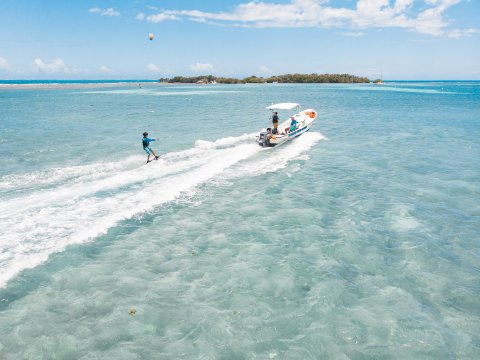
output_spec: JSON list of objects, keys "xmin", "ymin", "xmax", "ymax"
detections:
[{"xmin": 159, "ymin": 73, "xmax": 370, "ymax": 84}]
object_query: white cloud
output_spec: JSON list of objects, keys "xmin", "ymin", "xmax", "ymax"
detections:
[
  {"xmin": 259, "ymin": 65, "xmax": 272, "ymax": 73},
  {"xmin": 447, "ymin": 28, "xmax": 478, "ymax": 38},
  {"xmin": 142, "ymin": 0, "xmax": 476, "ymax": 37},
  {"xmin": 188, "ymin": 17, "xmax": 226, "ymax": 27},
  {"xmin": 189, "ymin": 62, "xmax": 215, "ymax": 72},
  {"xmin": 89, "ymin": 7, "xmax": 120, "ymax": 17},
  {"xmin": 146, "ymin": 13, "xmax": 180, "ymax": 23},
  {"xmin": 135, "ymin": 12, "xmax": 145, "ymax": 21},
  {"xmin": 34, "ymin": 58, "xmax": 70, "ymax": 73},
  {"xmin": 0, "ymin": 56, "xmax": 13, "ymax": 71},
  {"xmin": 103, "ymin": 8, "xmax": 120, "ymax": 16},
  {"xmin": 339, "ymin": 31, "xmax": 364, "ymax": 37},
  {"xmin": 99, "ymin": 65, "xmax": 113, "ymax": 73},
  {"xmin": 147, "ymin": 63, "xmax": 161, "ymax": 72}
]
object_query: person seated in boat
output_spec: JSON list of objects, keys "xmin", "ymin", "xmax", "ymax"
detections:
[
  {"xmin": 265, "ymin": 127, "xmax": 273, "ymax": 139},
  {"xmin": 260, "ymin": 128, "xmax": 273, "ymax": 146},
  {"xmin": 289, "ymin": 116, "xmax": 298, "ymax": 132}
]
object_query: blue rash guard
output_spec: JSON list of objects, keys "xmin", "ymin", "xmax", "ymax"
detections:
[
  {"xmin": 289, "ymin": 119, "xmax": 298, "ymax": 132},
  {"xmin": 142, "ymin": 137, "xmax": 156, "ymax": 154}
]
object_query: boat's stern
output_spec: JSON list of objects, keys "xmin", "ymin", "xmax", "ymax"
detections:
[
  {"xmin": 256, "ymin": 131, "xmax": 289, "ymax": 147},
  {"xmin": 256, "ymin": 130, "xmax": 272, "ymax": 147}
]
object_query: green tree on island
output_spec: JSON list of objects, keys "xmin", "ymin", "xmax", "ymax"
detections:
[{"xmin": 160, "ymin": 73, "xmax": 370, "ymax": 84}]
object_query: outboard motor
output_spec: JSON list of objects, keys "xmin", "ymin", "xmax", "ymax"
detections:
[{"xmin": 258, "ymin": 131, "xmax": 270, "ymax": 147}]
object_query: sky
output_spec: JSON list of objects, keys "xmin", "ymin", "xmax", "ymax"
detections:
[{"xmin": 0, "ymin": 0, "xmax": 479, "ymax": 80}]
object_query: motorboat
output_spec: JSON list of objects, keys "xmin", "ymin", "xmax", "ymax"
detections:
[{"xmin": 256, "ymin": 103, "xmax": 317, "ymax": 147}]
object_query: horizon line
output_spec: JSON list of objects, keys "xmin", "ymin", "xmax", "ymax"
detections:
[{"xmin": 1, "ymin": 79, "xmax": 480, "ymax": 82}]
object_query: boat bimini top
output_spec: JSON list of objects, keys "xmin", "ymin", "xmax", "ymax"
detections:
[{"xmin": 266, "ymin": 103, "xmax": 300, "ymax": 111}]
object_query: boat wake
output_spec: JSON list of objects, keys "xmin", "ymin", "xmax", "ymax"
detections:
[{"xmin": 0, "ymin": 132, "xmax": 325, "ymax": 288}]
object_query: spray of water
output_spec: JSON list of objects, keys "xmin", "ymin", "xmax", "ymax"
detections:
[{"xmin": 0, "ymin": 132, "xmax": 324, "ymax": 287}]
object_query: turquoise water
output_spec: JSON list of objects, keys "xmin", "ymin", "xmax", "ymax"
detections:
[{"xmin": 0, "ymin": 82, "xmax": 479, "ymax": 359}]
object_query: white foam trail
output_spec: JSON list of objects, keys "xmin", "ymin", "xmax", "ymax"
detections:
[
  {"xmin": 0, "ymin": 132, "xmax": 324, "ymax": 288},
  {"xmin": 194, "ymin": 133, "xmax": 256, "ymax": 149},
  {"xmin": 0, "ymin": 156, "xmax": 142, "ymax": 192},
  {"xmin": 225, "ymin": 132, "xmax": 325, "ymax": 178}
]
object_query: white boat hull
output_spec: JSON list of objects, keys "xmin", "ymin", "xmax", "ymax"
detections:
[{"xmin": 256, "ymin": 108, "xmax": 317, "ymax": 147}]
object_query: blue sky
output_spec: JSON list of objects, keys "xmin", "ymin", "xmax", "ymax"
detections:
[{"xmin": 0, "ymin": 0, "xmax": 479, "ymax": 80}]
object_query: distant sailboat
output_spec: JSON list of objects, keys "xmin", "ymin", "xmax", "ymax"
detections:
[{"xmin": 373, "ymin": 71, "xmax": 384, "ymax": 85}]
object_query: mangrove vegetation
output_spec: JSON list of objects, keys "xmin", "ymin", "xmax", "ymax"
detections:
[{"xmin": 159, "ymin": 73, "xmax": 370, "ymax": 84}]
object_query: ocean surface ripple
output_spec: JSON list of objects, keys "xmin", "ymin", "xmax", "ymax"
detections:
[{"xmin": 0, "ymin": 82, "xmax": 479, "ymax": 359}]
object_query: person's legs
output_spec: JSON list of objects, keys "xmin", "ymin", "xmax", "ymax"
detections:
[
  {"xmin": 145, "ymin": 147, "xmax": 152, "ymax": 163},
  {"xmin": 151, "ymin": 149, "xmax": 159, "ymax": 159}
]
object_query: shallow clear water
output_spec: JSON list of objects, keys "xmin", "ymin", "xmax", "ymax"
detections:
[{"xmin": 0, "ymin": 82, "xmax": 479, "ymax": 359}]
